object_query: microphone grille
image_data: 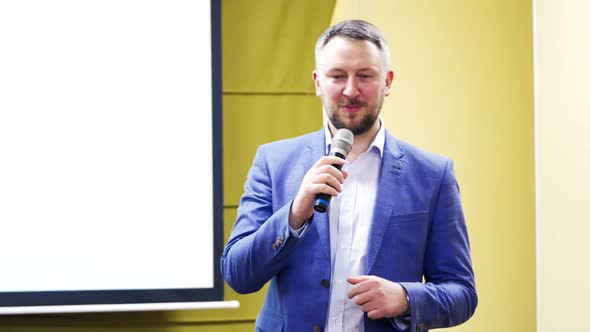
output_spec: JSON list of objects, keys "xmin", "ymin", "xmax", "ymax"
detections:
[{"xmin": 332, "ymin": 128, "xmax": 354, "ymax": 156}]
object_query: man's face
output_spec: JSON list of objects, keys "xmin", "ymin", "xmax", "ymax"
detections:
[{"xmin": 313, "ymin": 36, "xmax": 393, "ymax": 136}]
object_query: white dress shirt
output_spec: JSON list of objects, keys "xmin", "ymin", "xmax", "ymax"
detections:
[{"xmin": 324, "ymin": 121, "xmax": 385, "ymax": 332}]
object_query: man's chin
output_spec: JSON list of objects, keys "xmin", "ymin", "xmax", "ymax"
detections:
[
  {"xmin": 334, "ymin": 123, "xmax": 366, "ymax": 135},
  {"xmin": 339, "ymin": 120, "xmax": 378, "ymax": 136}
]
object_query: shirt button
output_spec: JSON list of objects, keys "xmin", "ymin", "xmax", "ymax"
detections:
[
  {"xmin": 312, "ymin": 325, "xmax": 322, "ymax": 332},
  {"xmin": 321, "ymin": 278, "xmax": 330, "ymax": 288}
]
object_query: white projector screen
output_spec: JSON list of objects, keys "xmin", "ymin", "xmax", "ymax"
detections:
[{"xmin": 0, "ymin": 0, "xmax": 226, "ymax": 313}]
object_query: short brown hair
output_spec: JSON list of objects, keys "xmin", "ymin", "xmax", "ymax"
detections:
[{"xmin": 315, "ymin": 20, "xmax": 390, "ymax": 68}]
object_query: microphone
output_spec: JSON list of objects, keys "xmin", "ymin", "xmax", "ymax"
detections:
[{"xmin": 313, "ymin": 128, "xmax": 353, "ymax": 213}]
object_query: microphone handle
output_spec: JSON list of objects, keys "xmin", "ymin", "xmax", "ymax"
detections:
[{"xmin": 313, "ymin": 152, "xmax": 346, "ymax": 213}]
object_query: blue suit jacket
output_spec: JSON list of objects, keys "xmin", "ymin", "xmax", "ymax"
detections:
[{"xmin": 221, "ymin": 129, "xmax": 477, "ymax": 331}]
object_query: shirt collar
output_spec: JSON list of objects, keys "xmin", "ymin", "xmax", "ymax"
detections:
[{"xmin": 324, "ymin": 118, "xmax": 385, "ymax": 158}]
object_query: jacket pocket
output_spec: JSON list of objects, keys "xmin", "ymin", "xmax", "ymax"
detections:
[
  {"xmin": 389, "ymin": 211, "xmax": 428, "ymax": 225},
  {"xmin": 255, "ymin": 311, "xmax": 284, "ymax": 332}
]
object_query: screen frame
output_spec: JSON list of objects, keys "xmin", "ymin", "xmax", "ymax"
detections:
[{"xmin": 0, "ymin": 0, "xmax": 225, "ymax": 312}]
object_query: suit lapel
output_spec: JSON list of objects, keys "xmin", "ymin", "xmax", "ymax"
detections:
[
  {"xmin": 303, "ymin": 130, "xmax": 332, "ymax": 260},
  {"xmin": 366, "ymin": 132, "xmax": 406, "ymax": 274},
  {"xmin": 302, "ymin": 130, "xmax": 407, "ymax": 270}
]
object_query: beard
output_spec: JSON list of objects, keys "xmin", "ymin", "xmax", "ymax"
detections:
[{"xmin": 326, "ymin": 98, "xmax": 382, "ymax": 135}]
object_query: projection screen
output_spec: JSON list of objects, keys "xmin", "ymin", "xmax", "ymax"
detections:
[{"xmin": 0, "ymin": 0, "xmax": 230, "ymax": 313}]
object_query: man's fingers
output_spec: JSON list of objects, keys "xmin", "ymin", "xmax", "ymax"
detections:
[
  {"xmin": 347, "ymin": 276, "xmax": 372, "ymax": 298},
  {"xmin": 361, "ymin": 301, "xmax": 381, "ymax": 314},
  {"xmin": 291, "ymin": 155, "xmax": 348, "ymax": 223},
  {"xmin": 315, "ymin": 164, "xmax": 345, "ymax": 183},
  {"xmin": 352, "ymin": 290, "xmax": 372, "ymax": 306},
  {"xmin": 314, "ymin": 155, "xmax": 346, "ymax": 166},
  {"xmin": 315, "ymin": 157, "xmax": 346, "ymax": 183},
  {"xmin": 347, "ymin": 275, "xmax": 370, "ymax": 284},
  {"xmin": 367, "ymin": 308, "xmax": 388, "ymax": 320},
  {"xmin": 316, "ymin": 172, "xmax": 344, "ymax": 193},
  {"xmin": 342, "ymin": 169, "xmax": 350, "ymax": 180},
  {"xmin": 308, "ymin": 183, "xmax": 340, "ymax": 197},
  {"xmin": 302, "ymin": 173, "xmax": 342, "ymax": 196}
]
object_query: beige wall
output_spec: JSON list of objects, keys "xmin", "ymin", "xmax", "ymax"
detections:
[
  {"xmin": 535, "ymin": 1, "xmax": 590, "ymax": 331},
  {"xmin": 333, "ymin": 0, "xmax": 537, "ymax": 331}
]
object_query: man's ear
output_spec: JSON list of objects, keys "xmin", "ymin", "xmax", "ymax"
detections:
[
  {"xmin": 384, "ymin": 70, "xmax": 394, "ymax": 96},
  {"xmin": 313, "ymin": 70, "xmax": 321, "ymax": 97}
]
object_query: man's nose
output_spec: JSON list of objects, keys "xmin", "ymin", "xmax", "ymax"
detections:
[{"xmin": 343, "ymin": 77, "xmax": 360, "ymax": 98}]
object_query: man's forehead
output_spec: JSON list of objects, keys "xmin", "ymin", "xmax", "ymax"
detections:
[
  {"xmin": 318, "ymin": 37, "xmax": 384, "ymax": 64},
  {"xmin": 318, "ymin": 40, "xmax": 384, "ymax": 70}
]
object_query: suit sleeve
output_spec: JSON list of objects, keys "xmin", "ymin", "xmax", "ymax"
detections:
[
  {"xmin": 399, "ymin": 161, "xmax": 478, "ymax": 331},
  {"xmin": 220, "ymin": 145, "xmax": 303, "ymax": 294}
]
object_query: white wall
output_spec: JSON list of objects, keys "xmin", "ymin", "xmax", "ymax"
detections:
[{"xmin": 535, "ymin": 1, "xmax": 590, "ymax": 331}]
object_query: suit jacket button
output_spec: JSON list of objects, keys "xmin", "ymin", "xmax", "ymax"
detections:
[
  {"xmin": 312, "ymin": 325, "xmax": 322, "ymax": 332},
  {"xmin": 417, "ymin": 322, "xmax": 427, "ymax": 330},
  {"xmin": 321, "ymin": 278, "xmax": 330, "ymax": 288}
]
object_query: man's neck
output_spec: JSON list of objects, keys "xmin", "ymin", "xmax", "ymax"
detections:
[{"xmin": 329, "ymin": 121, "xmax": 380, "ymax": 163}]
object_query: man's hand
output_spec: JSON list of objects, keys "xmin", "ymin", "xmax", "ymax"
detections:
[
  {"xmin": 347, "ymin": 275, "xmax": 409, "ymax": 319},
  {"xmin": 289, "ymin": 156, "xmax": 348, "ymax": 229}
]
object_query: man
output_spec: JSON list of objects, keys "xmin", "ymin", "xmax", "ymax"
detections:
[{"xmin": 221, "ymin": 20, "xmax": 477, "ymax": 331}]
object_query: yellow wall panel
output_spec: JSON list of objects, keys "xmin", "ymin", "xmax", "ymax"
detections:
[
  {"xmin": 223, "ymin": 94, "xmax": 322, "ymax": 205},
  {"xmin": 222, "ymin": 0, "xmax": 335, "ymax": 93}
]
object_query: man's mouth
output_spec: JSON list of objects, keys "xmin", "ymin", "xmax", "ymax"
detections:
[{"xmin": 340, "ymin": 102, "xmax": 363, "ymax": 112}]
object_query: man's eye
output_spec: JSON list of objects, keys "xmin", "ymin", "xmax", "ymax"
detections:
[
  {"xmin": 331, "ymin": 75, "xmax": 345, "ymax": 79},
  {"xmin": 359, "ymin": 74, "xmax": 372, "ymax": 79}
]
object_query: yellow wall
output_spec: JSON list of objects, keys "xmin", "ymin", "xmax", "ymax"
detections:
[
  {"xmin": 333, "ymin": 0, "xmax": 537, "ymax": 331},
  {"xmin": 535, "ymin": 1, "xmax": 590, "ymax": 331}
]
